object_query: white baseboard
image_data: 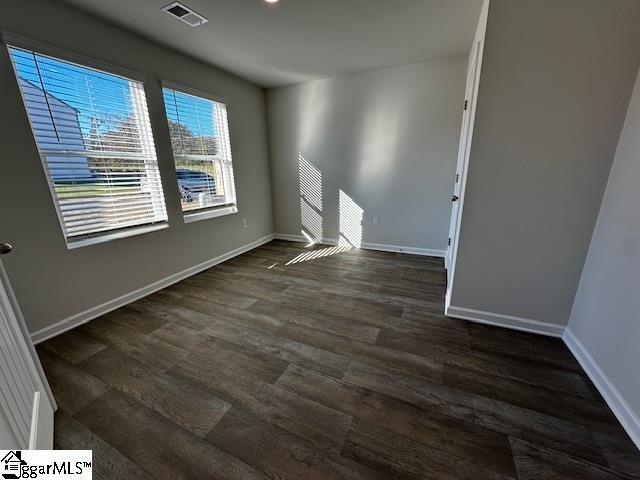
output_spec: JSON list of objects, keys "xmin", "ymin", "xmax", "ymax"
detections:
[
  {"xmin": 361, "ymin": 242, "xmax": 446, "ymax": 258},
  {"xmin": 274, "ymin": 234, "xmax": 446, "ymax": 258},
  {"xmin": 30, "ymin": 234, "xmax": 276, "ymax": 344},
  {"xmin": 563, "ymin": 328, "xmax": 640, "ymax": 451},
  {"xmin": 445, "ymin": 305, "xmax": 565, "ymax": 337},
  {"xmin": 274, "ymin": 233, "xmax": 314, "ymax": 243}
]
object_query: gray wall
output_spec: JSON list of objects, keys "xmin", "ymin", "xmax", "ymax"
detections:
[
  {"xmin": 0, "ymin": 0, "xmax": 273, "ymax": 334},
  {"xmin": 450, "ymin": 0, "xmax": 640, "ymax": 325},
  {"xmin": 568, "ymin": 69, "xmax": 640, "ymax": 421},
  {"xmin": 267, "ymin": 58, "xmax": 466, "ymax": 251}
]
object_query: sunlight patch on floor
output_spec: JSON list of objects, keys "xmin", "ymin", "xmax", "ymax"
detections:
[{"xmin": 285, "ymin": 245, "xmax": 352, "ymax": 265}]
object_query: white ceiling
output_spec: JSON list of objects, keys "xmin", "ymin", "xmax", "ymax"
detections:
[{"xmin": 58, "ymin": 0, "xmax": 483, "ymax": 88}]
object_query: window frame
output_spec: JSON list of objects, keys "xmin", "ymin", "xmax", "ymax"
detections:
[
  {"xmin": 3, "ymin": 32, "xmax": 145, "ymax": 83},
  {"xmin": 4, "ymin": 33, "xmax": 169, "ymax": 249},
  {"xmin": 161, "ymin": 80, "xmax": 239, "ymax": 223}
]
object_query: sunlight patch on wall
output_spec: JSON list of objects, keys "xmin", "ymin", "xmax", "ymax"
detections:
[
  {"xmin": 300, "ymin": 198, "xmax": 323, "ymax": 243},
  {"xmin": 299, "ymin": 153, "xmax": 323, "ymax": 243},
  {"xmin": 301, "ymin": 230, "xmax": 316, "ymax": 246},
  {"xmin": 338, "ymin": 190, "xmax": 363, "ymax": 248},
  {"xmin": 299, "ymin": 154, "xmax": 322, "ymax": 210}
]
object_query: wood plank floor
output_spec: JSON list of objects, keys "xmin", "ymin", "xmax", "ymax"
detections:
[{"xmin": 37, "ymin": 240, "xmax": 640, "ymax": 479}]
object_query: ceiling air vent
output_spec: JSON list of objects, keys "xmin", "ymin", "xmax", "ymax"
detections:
[{"xmin": 162, "ymin": 2, "xmax": 209, "ymax": 27}]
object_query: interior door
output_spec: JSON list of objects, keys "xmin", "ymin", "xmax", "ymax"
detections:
[
  {"xmin": 445, "ymin": 42, "xmax": 481, "ymax": 278},
  {"xmin": 0, "ymin": 242, "xmax": 55, "ymax": 449}
]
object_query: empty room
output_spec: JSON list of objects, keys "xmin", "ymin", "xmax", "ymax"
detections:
[{"xmin": 1, "ymin": 0, "xmax": 640, "ymax": 478}]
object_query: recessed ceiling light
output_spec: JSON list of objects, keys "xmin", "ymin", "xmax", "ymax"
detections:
[{"xmin": 264, "ymin": 0, "xmax": 279, "ymax": 3}]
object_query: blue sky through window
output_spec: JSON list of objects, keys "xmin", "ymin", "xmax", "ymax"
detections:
[
  {"xmin": 10, "ymin": 47, "xmax": 134, "ymax": 136},
  {"xmin": 9, "ymin": 47, "xmax": 210, "ymax": 137},
  {"xmin": 163, "ymin": 88, "xmax": 216, "ymax": 137}
]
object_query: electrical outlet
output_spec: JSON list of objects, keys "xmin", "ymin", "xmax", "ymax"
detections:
[
  {"xmin": 242, "ymin": 218, "xmax": 248, "ymax": 229},
  {"xmin": 373, "ymin": 216, "xmax": 380, "ymax": 226}
]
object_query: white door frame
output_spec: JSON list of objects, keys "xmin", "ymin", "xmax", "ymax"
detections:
[
  {"xmin": 445, "ymin": 0, "xmax": 490, "ymax": 312},
  {"xmin": 0, "ymin": 257, "xmax": 55, "ymax": 449},
  {"xmin": 445, "ymin": 41, "xmax": 481, "ymax": 276}
]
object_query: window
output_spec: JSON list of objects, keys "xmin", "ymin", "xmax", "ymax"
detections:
[
  {"xmin": 162, "ymin": 84, "xmax": 237, "ymax": 220},
  {"xmin": 8, "ymin": 46, "xmax": 167, "ymax": 247}
]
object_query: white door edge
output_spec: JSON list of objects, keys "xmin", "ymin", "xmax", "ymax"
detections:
[
  {"xmin": 28, "ymin": 392, "xmax": 40, "ymax": 449},
  {"xmin": 28, "ymin": 391, "xmax": 54, "ymax": 450},
  {"xmin": 445, "ymin": 0, "xmax": 490, "ymax": 311},
  {"xmin": 0, "ymin": 259, "xmax": 56, "ymax": 449}
]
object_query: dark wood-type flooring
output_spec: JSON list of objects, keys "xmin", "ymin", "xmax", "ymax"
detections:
[{"xmin": 37, "ymin": 240, "xmax": 640, "ymax": 479}]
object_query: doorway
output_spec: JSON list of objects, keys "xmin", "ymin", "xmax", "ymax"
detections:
[{"xmin": 445, "ymin": 40, "xmax": 481, "ymax": 291}]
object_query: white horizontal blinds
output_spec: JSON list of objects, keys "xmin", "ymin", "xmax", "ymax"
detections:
[
  {"xmin": 162, "ymin": 87, "xmax": 237, "ymax": 213},
  {"xmin": 8, "ymin": 46, "xmax": 167, "ymax": 240}
]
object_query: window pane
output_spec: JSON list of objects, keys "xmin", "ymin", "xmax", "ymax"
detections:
[
  {"xmin": 162, "ymin": 87, "xmax": 237, "ymax": 213},
  {"xmin": 9, "ymin": 46, "xmax": 167, "ymax": 242}
]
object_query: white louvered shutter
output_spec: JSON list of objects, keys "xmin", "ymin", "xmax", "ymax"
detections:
[{"xmin": 8, "ymin": 46, "xmax": 167, "ymax": 243}]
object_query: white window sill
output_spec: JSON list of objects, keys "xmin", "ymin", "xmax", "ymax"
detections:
[
  {"xmin": 183, "ymin": 205, "xmax": 238, "ymax": 224},
  {"xmin": 66, "ymin": 223, "xmax": 169, "ymax": 250}
]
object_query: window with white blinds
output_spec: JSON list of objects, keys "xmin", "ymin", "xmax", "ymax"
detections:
[
  {"xmin": 8, "ymin": 46, "xmax": 168, "ymax": 244},
  {"xmin": 162, "ymin": 86, "xmax": 237, "ymax": 216}
]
